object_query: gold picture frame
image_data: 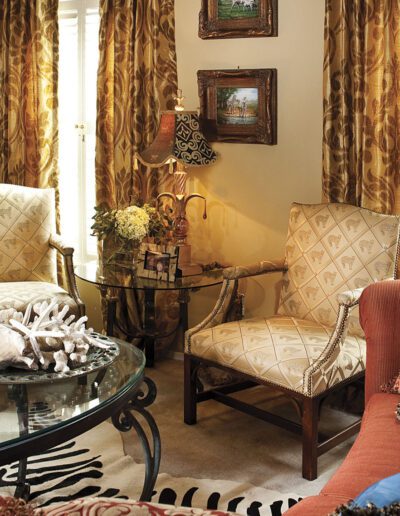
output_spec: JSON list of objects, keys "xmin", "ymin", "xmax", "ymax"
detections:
[
  {"xmin": 137, "ymin": 242, "xmax": 180, "ymax": 282},
  {"xmin": 198, "ymin": 68, "xmax": 277, "ymax": 144},
  {"xmin": 199, "ymin": 0, "xmax": 277, "ymax": 40}
]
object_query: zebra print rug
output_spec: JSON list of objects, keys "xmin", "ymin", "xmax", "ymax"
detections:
[{"xmin": 0, "ymin": 413, "xmax": 301, "ymax": 515}]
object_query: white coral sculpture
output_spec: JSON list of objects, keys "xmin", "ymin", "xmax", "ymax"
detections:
[{"xmin": 0, "ymin": 298, "xmax": 111, "ymax": 372}]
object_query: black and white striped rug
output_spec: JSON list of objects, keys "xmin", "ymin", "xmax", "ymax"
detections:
[{"xmin": 0, "ymin": 405, "xmax": 302, "ymax": 515}]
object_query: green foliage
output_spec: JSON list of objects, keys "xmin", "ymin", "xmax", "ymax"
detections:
[
  {"xmin": 91, "ymin": 205, "xmax": 117, "ymax": 241},
  {"xmin": 91, "ymin": 201, "xmax": 174, "ymax": 245}
]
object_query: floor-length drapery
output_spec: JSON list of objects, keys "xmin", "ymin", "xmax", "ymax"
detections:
[
  {"xmin": 323, "ymin": 0, "xmax": 400, "ymax": 214},
  {"xmin": 95, "ymin": 0, "xmax": 179, "ymax": 348},
  {"xmin": 0, "ymin": 0, "xmax": 59, "ymax": 191}
]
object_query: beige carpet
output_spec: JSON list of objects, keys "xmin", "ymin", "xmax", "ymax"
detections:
[{"xmin": 129, "ymin": 358, "xmax": 358, "ymax": 499}]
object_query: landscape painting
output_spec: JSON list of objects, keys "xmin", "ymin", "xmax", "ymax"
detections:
[
  {"xmin": 199, "ymin": 0, "xmax": 277, "ymax": 39},
  {"xmin": 217, "ymin": 87, "xmax": 259, "ymax": 125},
  {"xmin": 217, "ymin": 0, "xmax": 258, "ymax": 20}
]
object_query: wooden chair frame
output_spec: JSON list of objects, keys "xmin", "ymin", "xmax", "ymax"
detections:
[{"xmin": 184, "ymin": 262, "xmax": 365, "ymax": 480}]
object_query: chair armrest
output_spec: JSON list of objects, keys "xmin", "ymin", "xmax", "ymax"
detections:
[
  {"xmin": 186, "ymin": 278, "xmax": 239, "ymax": 353},
  {"xmin": 49, "ymin": 234, "xmax": 74, "ymax": 256},
  {"xmin": 49, "ymin": 234, "xmax": 85, "ymax": 317},
  {"xmin": 223, "ymin": 259, "xmax": 287, "ymax": 280},
  {"xmin": 336, "ymin": 287, "xmax": 365, "ymax": 308},
  {"xmin": 303, "ymin": 288, "xmax": 366, "ymax": 396},
  {"xmin": 360, "ymin": 280, "xmax": 400, "ymax": 404}
]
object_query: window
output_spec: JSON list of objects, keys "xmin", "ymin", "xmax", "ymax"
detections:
[{"xmin": 58, "ymin": 0, "xmax": 99, "ymax": 262}]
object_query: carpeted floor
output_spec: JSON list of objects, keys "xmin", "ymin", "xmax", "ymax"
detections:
[{"xmin": 124, "ymin": 357, "xmax": 359, "ymax": 499}]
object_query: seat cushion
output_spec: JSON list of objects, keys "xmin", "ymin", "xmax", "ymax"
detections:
[
  {"xmin": 186, "ymin": 315, "xmax": 365, "ymax": 395},
  {"xmin": 0, "ymin": 281, "xmax": 79, "ymax": 315}
]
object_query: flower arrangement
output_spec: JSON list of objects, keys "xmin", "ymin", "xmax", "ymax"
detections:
[
  {"xmin": 115, "ymin": 205, "xmax": 150, "ymax": 243},
  {"xmin": 91, "ymin": 201, "xmax": 174, "ymax": 262}
]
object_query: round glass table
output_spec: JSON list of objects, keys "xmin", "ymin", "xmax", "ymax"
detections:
[
  {"xmin": 75, "ymin": 261, "xmax": 224, "ymax": 366},
  {"xmin": 0, "ymin": 338, "xmax": 160, "ymax": 502}
]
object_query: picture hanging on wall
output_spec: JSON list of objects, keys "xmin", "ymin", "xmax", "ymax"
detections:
[
  {"xmin": 198, "ymin": 68, "xmax": 277, "ymax": 145},
  {"xmin": 199, "ymin": 0, "xmax": 277, "ymax": 39}
]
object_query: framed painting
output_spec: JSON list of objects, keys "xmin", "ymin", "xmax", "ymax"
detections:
[
  {"xmin": 198, "ymin": 68, "xmax": 277, "ymax": 145},
  {"xmin": 137, "ymin": 242, "xmax": 179, "ymax": 282},
  {"xmin": 199, "ymin": 0, "xmax": 277, "ymax": 39}
]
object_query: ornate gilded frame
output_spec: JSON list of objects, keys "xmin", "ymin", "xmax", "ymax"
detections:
[
  {"xmin": 198, "ymin": 68, "xmax": 277, "ymax": 145},
  {"xmin": 199, "ymin": 0, "xmax": 277, "ymax": 39}
]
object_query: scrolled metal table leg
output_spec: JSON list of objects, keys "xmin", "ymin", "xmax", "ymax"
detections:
[{"xmin": 111, "ymin": 377, "xmax": 160, "ymax": 501}]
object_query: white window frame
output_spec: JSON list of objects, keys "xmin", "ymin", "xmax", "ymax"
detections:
[{"xmin": 58, "ymin": 0, "xmax": 99, "ymax": 263}]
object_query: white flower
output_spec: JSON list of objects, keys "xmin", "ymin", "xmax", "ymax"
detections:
[{"xmin": 115, "ymin": 205, "xmax": 150, "ymax": 242}]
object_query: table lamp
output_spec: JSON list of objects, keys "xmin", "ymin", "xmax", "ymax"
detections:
[{"xmin": 135, "ymin": 91, "xmax": 217, "ymax": 276}]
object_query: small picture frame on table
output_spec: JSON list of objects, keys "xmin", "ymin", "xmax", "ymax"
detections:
[
  {"xmin": 137, "ymin": 243, "xmax": 179, "ymax": 282},
  {"xmin": 198, "ymin": 68, "xmax": 277, "ymax": 145}
]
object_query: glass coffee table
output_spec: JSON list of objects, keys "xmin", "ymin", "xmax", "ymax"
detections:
[
  {"xmin": 0, "ymin": 338, "xmax": 160, "ymax": 502},
  {"xmin": 75, "ymin": 261, "xmax": 224, "ymax": 366}
]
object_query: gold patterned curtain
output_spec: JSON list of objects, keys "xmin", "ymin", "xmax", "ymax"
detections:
[
  {"xmin": 95, "ymin": 0, "xmax": 178, "ymax": 347},
  {"xmin": 323, "ymin": 0, "xmax": 400, "ymax": 214},
  {"xmin": 0, "ymin": 0, "xmax": 59, "ymax": 191},
  {"xmin": 95, "ymin": 0, "xmax": 177, "ymax": 208}
]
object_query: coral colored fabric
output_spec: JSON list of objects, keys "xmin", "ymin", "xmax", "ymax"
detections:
[
  {"xmin": 359, "ymin": 280, "xmax": 400, "ymax": 404},
  {"xmin": 285, "ymin": 393, "xmax": 400, "ymax": 515}
]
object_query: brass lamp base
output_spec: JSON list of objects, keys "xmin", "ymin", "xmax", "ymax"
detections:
[{"xmin": 177, "ymin": 244, "xmax": 203, "ymax": 277}]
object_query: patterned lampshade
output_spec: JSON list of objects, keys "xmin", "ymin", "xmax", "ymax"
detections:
[{"xmin": 136, "ymin": 111, "xmax": 217, "ymax": 168}]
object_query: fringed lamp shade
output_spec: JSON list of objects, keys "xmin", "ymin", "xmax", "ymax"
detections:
[{"xmin": 136, "ymin": 111, "xmax": 217, "ymax": 168}]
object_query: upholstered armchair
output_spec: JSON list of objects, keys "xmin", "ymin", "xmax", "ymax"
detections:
[
  {"xmin": 0, "ymin": 184, "xmax": 84, "ymax": 316},
  {"xmin": 184, "ymin": 202, "xmax": 400, "ymax": 480}
]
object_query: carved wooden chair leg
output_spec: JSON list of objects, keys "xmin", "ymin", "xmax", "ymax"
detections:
[
  {"xmin": 302, "ymin": 395, "xmax": 320, "ymax": 480},
  {"xmin": 184, "ymin": 355, "xmax": 198, "ymax": 425}
]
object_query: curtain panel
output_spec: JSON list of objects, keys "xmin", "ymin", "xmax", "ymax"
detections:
[
  {"xmin": 0, "ymin": 0, "xmax": 59, "ymax": 190},
  {"xmin": 323, "ymin": 0, "xmax": 400, "ymax": 214},
  {"xmin": 95, "ymin": 0, "xmax": 179, "ymax": 346},
  {"xmin": 95, "ymin": 0, "xmax": 178, "ymax": 209}
]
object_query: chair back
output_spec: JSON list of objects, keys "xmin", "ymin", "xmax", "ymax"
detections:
[
  {"xmin": 0, "ymin": 184, "xmax": 57, "ymax": 283},
  {"xmin": 277, "ymin": 202, "xmax": 400, "ymax": 336}
]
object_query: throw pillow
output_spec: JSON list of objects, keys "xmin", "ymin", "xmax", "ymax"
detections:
[
  {"xmin": 381, "ymin": 372, "xmax": 400, "ymax": 394},
  {"xmin": 332, "ymin": 473, "xmax": 400, "ymax": 515}
]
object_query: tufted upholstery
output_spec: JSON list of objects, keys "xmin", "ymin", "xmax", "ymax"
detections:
[
  {"xmin": 0, "ymin": 184, "xmax": 57, "ymax": 283},
  {"xmin": 277, "ymin": 203, "xmax": 400, "ymax": 336}
]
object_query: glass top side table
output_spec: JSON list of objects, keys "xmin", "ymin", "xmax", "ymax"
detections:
[
  {"xmin": 75, "ymin": 261, "xmax": 224, "ymax": 366},
  {"xmin": 0, "ymin": 339, "xmax": 160, "ymax": 502}
]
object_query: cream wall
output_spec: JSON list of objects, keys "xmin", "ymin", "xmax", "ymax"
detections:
[
  {"xmin": 174, "ymin": 0, "xmax": 325, "ymax": 328},
  {"xmin": 79, "ymin": 0, "xmax": 325, "ymax": 342}
]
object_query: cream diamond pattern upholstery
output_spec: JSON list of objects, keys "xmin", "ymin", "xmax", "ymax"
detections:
[
  {"xmin": 0, "ymin": 184, "xmax": 84, "ymax": 317},
  {"xmin": 187, "ymin": 203, "xmax": 400, "ymax": 397},
  {"xmin": 185, "ymin": 202, "xmax": 400, "ymax": 480},
  {"xmin": 277, "ymin": 203, "xmax": 400, "ymax": 337},
  {"xmin": 0, "ymin": 184, "xmax": 56, "ymax": 283},
  {"xmin": 188, "ymin": 315, "xmax": 365, "ymax": 394},
  {"xmin": 0, "ymin": 282, "xmax": 79, "ymax": 314}
]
